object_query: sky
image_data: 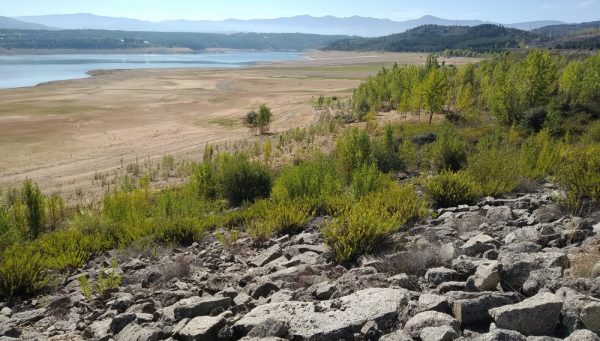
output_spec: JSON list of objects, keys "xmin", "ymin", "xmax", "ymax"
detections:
[{"xmin": 4, "ymin": 0, "xmax": 600, "ymax": 23}]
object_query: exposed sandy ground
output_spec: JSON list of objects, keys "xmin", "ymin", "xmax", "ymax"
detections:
[{"xmin": 0, "ymin": 51, "xmax": 480, "ymax": 200}]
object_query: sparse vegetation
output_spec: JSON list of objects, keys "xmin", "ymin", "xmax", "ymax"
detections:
[{"xmin": 0, "ymin": 49, "xmax": 599, "ymax": 300}]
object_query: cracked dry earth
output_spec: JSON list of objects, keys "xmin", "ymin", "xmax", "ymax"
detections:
[{"xmin": 2, "ymin": 183, "xmax": 600, "ymax": 341}]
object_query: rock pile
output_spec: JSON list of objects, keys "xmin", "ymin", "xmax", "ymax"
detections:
[{"xmin": 1, "ymin": 184, "xmax": 600, "ymax": 340}]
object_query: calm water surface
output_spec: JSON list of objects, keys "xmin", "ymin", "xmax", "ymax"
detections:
[{"xmin": 0, "ymin": 52, "xmax": 303, "ymax": 89}]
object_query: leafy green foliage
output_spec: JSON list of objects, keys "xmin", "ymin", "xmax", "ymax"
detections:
[
  {"xmin": 424, "ymin": 171, "xmax": 479, "ymax": 208},
  {"xmin": 323, "ymin": 184, "xmax": 426, "ymax": 262},
  {"xmin": 246, "ymin": 200, "xmax": 312, "ymax": 242},
  {"xmin": 350, "ymin": 164, "xmax": 391, "ymax": 199},
  {"xmin": 153, "ymin": 217, "xmax": 207, "ymax": 246},
  {"xmin": 79, "ymin": 259, "xmax": 122, "ymax": 302},
  {"xmin": 467, "ymin": 135, "xmax": 521, "ymax": 197},
  {"xmin": 246, "ymin": 105, "xmax": 273, "ymax": 135},
  {"xmin": 557, "ymin": 145, "xmax": 600, "ymax": 214},
  {"xmin": 21, "ymin": 180, "xmax": 45, "ymax": 239},
  {"xmin": 218, "ymin": 153, "xmax": 273, "ymax": 206},
  {"xmin": 335, "ymin": 127, "xmax": 374, "ymax": 182},
  {"xmin": 271, "ymin": 156, "xmax": 342, "ymax": 202},
  {"xmin": 431, "ymin": 125, "xmax": 468, "ymax": 172},
  {"xmin": 0, "ymin": 244, "xmax": 47, "ymax": 298}
]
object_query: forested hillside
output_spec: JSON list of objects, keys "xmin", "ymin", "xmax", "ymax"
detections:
[
  {"xmin": 0, "ymin": 29, "xmax": 347, "ymax": 51},
  {"xmin": 325, "ymin": 24, "xmax": 535, "ymax": 53}
]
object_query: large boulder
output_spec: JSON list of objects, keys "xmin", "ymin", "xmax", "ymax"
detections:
[
  {"xmin": 425, "ymin": 267, "xmax": 458, "ymax": 287},
  {"xmin": 498, "ymin": 252, "xmax": 568, "ymax": 290},
  {"xmin": 233, "ymin": 288, "xmax": 409, "ymax": 339},
  {"xmin": 115, "ymin": 323, "xmax": 162, "ymax": 341},
  {"xmin": 474, "ymin": 329, "xmax": 526, "ymax": 341},
  {"xmin": 564, "ymin": 330, "xmax": 600, "ymax": 341},
  {"xmin": 175, "ymin": 315, "xmax": 225, "ymax": 341},
  {"xmin": 473, "ymin": 261, "xmax": 502, "ymax": 292},
  {"xmin": 453, "ymin": 292, "xmax": 518, "ymax": 326},
  {"xmin": 557, "ymin": 287, "xmax": 600, "ymax": 334},
  {"xmin": 163, "ymin": 295, "xmax": 232, "ymax": 321},
  {"xmin": 489, "ymin": 292, "xmax": 563, "ymax": 336},
  {"xmin": 403, "ymin": 311, "xmax": 460, "ymax": 339},
  {"xmin": 461, "ymin": 234, "xmax": 499, "ymax": 257}
]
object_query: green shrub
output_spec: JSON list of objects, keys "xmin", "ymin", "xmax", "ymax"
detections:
[
  {"xmin": 154, "ymin": 217, "xmax": 206, "ymax": 246},
  {"xmin": 246, "ymin": 200, "xmax": 312, "ymax": 241},
  {"xmin": 335, "ymin": 127, "xmax": 374, "ymax": 182},
  {"xmin": 467, "ymin": 136, "xmax": 521, "ymax": 197},
  {"xmin": 37, "ymin": 229, "xmax": 106, "ymax": 270},
  {"xmin": 519, "ymin": 129, "xmax": 563, "ymax": 179},
  {"xmin": 350, "ymin": 164, "xmax": 391, "ymax": 199},
  {"xmin": 431, "ymin": 125, "xmax": 468, "ymax": 172},
  {"xmin": 79, "ymin": 259, "xmax": 122, "ymax": 301},
  {"xmin": 373, "ymin": 126, "xmax": 404, "ymax": 173},
  {"xmin": 557, "ymin": 145, "xmax": 600, "ymax": 215},
  {"xmin": 21, "ymin": 180, "xmax": 45, "ymax": 239},
  {"xmin": 271, "ymin": 156, "xmax": 342, "ymax": 202},
  {"xmin": 0, "ymin": 244, "xmax": 47, "ymax": 298},
  {"xmin": 218, "ymin": 153, "xmax": 273, "ymax": 206},
  {"xmin": 323, "ymin": 184, "xmax": 426, "ymax": 263},
  {"xmin": 188, "ymin": 163, "xmax": 219, "ymax": 200},
  {"xmin": 424, "ymin": 171, "xmax": 480, "ymax": 208}
]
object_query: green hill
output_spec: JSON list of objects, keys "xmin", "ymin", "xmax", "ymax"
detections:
[{"xmin": 325, "ymin": 24, "xmax": 536, "ymax": 52}]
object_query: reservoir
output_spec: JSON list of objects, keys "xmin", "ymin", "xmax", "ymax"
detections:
[{"xmin": 0, "ymin": 52, "xmax": 303, "ymax": 89}]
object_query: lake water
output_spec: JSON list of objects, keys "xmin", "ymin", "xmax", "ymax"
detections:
[{"xmin": 0, "ymin": 52, "xmax": 304, "ymax": 89}]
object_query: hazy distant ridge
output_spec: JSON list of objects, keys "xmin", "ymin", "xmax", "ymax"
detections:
[{"xmin": 14, "ymin": 13, "xmax": 566, "ymax": 36}]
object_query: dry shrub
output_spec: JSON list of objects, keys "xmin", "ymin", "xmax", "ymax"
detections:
[
  {"xmin": 382, "ymin": 243, "xmax": 452, "ymax": 276},
  {"xmin": 159, "ymin": 256, "xmax": 191, "ymax": 282}
]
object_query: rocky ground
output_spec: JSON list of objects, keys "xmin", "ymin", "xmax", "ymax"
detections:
[{"xmin": 2, "ymin": 183, "xmax": 600, "ymax": 341}]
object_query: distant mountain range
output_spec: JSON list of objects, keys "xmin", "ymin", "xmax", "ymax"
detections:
[
  {"xmin": 0, "ymin": 16, "xmax": 53, "ymax": 30},
  {"xmin": 10, "ymin": 13, "xmax": 566, "ymax": 37}
]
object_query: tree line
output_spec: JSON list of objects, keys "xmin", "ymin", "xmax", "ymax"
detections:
[{"xmin": 352, "ymin": 50, "xmax": 600, "ymax": 133}]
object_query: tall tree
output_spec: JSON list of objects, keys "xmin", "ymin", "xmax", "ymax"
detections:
[{"xmin": 422, "ymin": 68, "xmax": 448, "ymax": 124}]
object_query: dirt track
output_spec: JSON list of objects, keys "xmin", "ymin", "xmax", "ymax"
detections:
[{"xmin": 0, "ymin": 52, "xmax": 480, "ymax": 200}]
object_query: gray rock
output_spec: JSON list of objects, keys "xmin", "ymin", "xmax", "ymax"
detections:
[
  {"xmin": 0, "ymin": 308, "xmax": 11, "ymax": 317},
  {"xmin": 11, "ymin": 308, "xmax": 46, "ymax": 325},
  {"xmin": 176, "ymin": 315, "xmax": 225, "ymax": 341},
  {"xmin": 387, "ymin": 273, "xmax": 420, "ymax": 291},
  {"xmin": 234, "ymin": 288, "xmax": 409, "ymax": 339},
  {"xmin": 475, "ymin": 329, "xmax": 526, "ymax": 341},
  {"xmin": 87, "ymin": 319, "xmax": 111, "ymax": 340},
  {"xmin": 501, "ymin": 242, "xmax": 542, "ymax": 254},
  {"xmin": 505, "ymin": 227, "xmax": 538, "ymax": 245},
  {"xmin": 247, "ymin": 318, "xmax": 289, "ymax": 338},
  {"xmin": 169, "ymin": 295, "xmax": 232, "ymax": 321},
  {"xmin": 234, "ymin": 293, "xmax": 252, "ymax": 306},
  {"xmin": 115, "ymin": 323, "xmax": 161, "ymax": 341},
  {"xmin": 565, "ymin": 330, "xmax": 600, "ymax": 341},
  {"xmin": 453, "ymin": 292, "xmax": 518, "ymax": 326},
  {"xmin": 403, "ymin": 311, "xmax": 460, "ymax": 339},
  {"xmin": 532, "ymin": 205, "xmax": 563, "ymax": 224},
  {"xmin": 313, "ymin": 282, "xmax": 336, "ymax": 300},
  {"xmin": 582, "ymin": 302, "xmax": 600, "ymax": 334},
  {"xmin": 522, "ymin": 268, "xmax": 563, "ymax": 297},
  {"xmin": 473, "ymin": 261, "xmax": 502, "ymax": 292},
  {"xmin": 486, "ymin": 206, "xmax": 515, "ymax": 222},
  {"xmin": 420, "ymin": 325, "xmax": 459, "ymax": 341},
  {"xmin": 110, "ymin": 313, "xmax": 137, "ymax": 334},
  {"xmin": 108, "ymin": 292, "xmax": 134, "ymax": 313},
  {"xmin": 425, "ymin": 267, "xmax": 458, "ymax": 287},
  {"xmin": 380, "ymin": 329, "xmax": 413, "ymax": 341},
  {"xmin": 461, "ymin": 234, "xmax": 499, "ymax": 256},
  {"xmin": 498, "ymin": 252, "xmax": 568, "ymax": 290},
  {"xmin": 250, "ymin": 281, "xmax": 279, "ymax": 299},
  {"xmin": 418, "ymin": 294, "xmax": 450, "ymax": 313},
  {"xmin": 489, "ymin": 292, "xmax": 563, "ymax": 336},
  {"xmin": 249, "ymin": 245, "xmax": 283, "ymax": 267}
]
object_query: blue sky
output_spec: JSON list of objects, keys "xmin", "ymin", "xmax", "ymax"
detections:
[{"xmin": 5, "ymin": 0, "xmax": 600, "ymax": 23}]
